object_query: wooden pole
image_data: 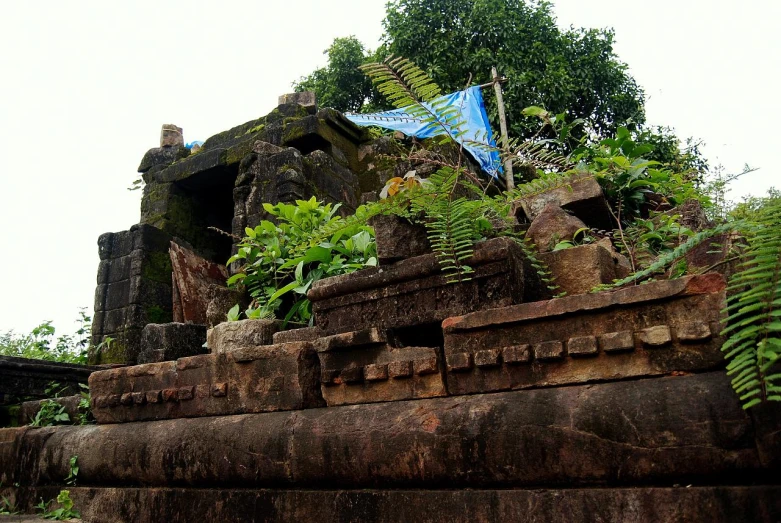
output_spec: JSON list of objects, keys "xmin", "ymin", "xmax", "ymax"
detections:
[{"xmin": 491, "ymin": 66, "xmax": 514, "ymax": 190}]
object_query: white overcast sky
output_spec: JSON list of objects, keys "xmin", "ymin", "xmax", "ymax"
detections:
[{"xmin": 0, "ymin": 1, "xmax": 778, "ymax": 336}]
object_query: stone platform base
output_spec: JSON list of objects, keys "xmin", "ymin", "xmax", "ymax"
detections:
[{"xmin": 2, "ymin": 485, "xmax": 779, "ymax": 522}]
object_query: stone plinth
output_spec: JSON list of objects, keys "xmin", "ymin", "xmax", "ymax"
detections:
[
  {"xmin": 310, "ymin": 237, "xmax": 548, "ymax": 334},
  {"xmin": 442, "ymin": 274, "xmax": 726, "ymax": 395},
  {"xmin": 6, "ymin": 372, "xmax": 775, "ymax": 489},
  {"xmin": 3, "ymin": 485, "xmax": 780, "ymax": 523},
  {"xmin": 88, "ymin": 342, "xmax": 323, "ymax": 424}
]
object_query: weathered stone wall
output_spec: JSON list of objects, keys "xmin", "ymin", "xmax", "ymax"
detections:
[{"xmin": 89, "ymin": 224, "xmax": 173, "ymax": 364}]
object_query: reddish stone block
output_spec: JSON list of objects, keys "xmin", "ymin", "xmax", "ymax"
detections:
[
  {"xmin": 162, "ymin": 389, "xmax": 178, "ymax": 402},
  {"xmin": 676, "ymin": 321, "xmax": 713, "ymax": 341},
  {"xmin": 502, "ymin": 345, "xmax": 531, "ymax": 364},
  {"xmin": 534, "ymin": 341, "xmax": 564, "ymax": 360},
  {"xmin": 388, "ymin": 360, "xmax": 413, "ymax": 379},
  {"xmin": 639, "ymin": 326, "xmax": 672, "ymax": 347},
  {"xmin": 177, "ymin": 386, "xmax": 195, "ymax": 401},
  {"xmin": 131, "ymin": 392, "xmax": 146, "ymax": 405},
  {"xmin": 145, "ymin": 390, "xmax": 162, "ymax": 404},
  {"xmin": 474, "ymin": 349, "xmax": 501, "ymax": 368},
  {"xmin": 540, "ymin": 242, "xmax": 631, "ymax": 296},
  {"xmin": 446, "ymin": 353, "xmax": 472, "ymax": 372},
  {"xmin": 211, "ymin": 383, "xmax": 227, "ymax": 397},
  {"xmin": 599, "ymin": 331, "xmax": 635, "ymax": 352},
  {"xmin": 567, "ymin": 336, "xmax": 598, "ymax": 357},
  {"xmin": 364, "ymin": 364, "xmax": 389, "ymax": 382}
]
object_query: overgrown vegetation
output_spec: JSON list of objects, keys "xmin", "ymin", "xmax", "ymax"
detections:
[
  {"xmin": 29, "ymin": 383, "xmax": 93, "ymax": 427},
  {"xmin": 277, "ymin": 55, "xmax": 780, "ymax": 410},
  {"xmin": 36, "ymin": 490, "xmax": 79, "ymax": 521},
  {"xmin": 227, "ymin": 198, "xmax": 378, "ymax": 326}
]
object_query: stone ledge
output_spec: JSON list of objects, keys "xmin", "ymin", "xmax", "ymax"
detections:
[
  {"xmin": 3, "ymin": 486, "xmax": 780, "ymax": 523},
  {"xmin": 8, "ymin": 373, "xmax": 776, "ymax": 488},
  {"xmin": 310, "ymin": 237, "xmax": 547, "ymax": 334},
  {"xmin": 443, "ymin": 274, "xmax": 725, "ymax": 333}
]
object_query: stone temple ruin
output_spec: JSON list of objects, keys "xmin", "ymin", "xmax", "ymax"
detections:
[{"xmin": 1, "ymin": 93, "xmax": 779, "ymax": 522}]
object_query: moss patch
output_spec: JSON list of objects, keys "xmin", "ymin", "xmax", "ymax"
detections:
[
  {"xmin": 142, "ymin": 251, "xmax": 173, "ymax": 284},
  {"xmin": 146, "ymin": 305, "xmax": 172, "ymax": 324}
]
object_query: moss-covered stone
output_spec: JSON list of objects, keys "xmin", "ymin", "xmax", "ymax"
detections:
[
  {"xmin": 145, "ymin": 304, "xmax": 172, "ymax": 324},
  {"xmin": 141, "ymin": 251, "xmax": 173, "ymax": 284}
]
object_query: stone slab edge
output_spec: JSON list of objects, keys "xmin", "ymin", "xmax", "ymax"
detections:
[
  {"xmin": 2, "ymin": 486, "xmax": 780, "ymax": 523},
  {"xmin": 443, "ymin": 273, "xmax": 725, "ymax": 333}
]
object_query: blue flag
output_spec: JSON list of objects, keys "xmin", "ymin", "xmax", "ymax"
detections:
[{"xmin": 345, "ymin": 86, "xmax": 501, "ymax": 178}]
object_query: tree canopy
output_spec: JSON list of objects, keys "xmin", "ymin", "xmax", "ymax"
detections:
[{"xmin": 295, "ymin": 0, "xmax": 645, "ymax": 140}]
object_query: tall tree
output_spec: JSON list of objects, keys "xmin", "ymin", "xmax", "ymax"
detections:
[
  {"xmin": 294, "ymin": 37, "xmax": 381, "ymax": 113},
  {"xmin": 295, "ymin": 0, "xmax": 646, "ymax": 140}
]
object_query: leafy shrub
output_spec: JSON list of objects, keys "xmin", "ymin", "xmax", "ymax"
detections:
[
  {"xmin": 227, "ymin": 197, "xmax": 377, "ymax": 325},
  {"xmin": 36, "ymin": 490, "xmax": 79, "ymax": 521},
  {"xmin": 0, "ymin": 309, "xmax": 91, "ymax": 364}
]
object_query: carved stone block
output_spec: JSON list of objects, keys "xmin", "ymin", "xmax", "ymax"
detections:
[
  {"xmin": 314, "ymin": 328, "xmax": 446, "ymax": 406},
  {"xmin": 442, "ymin": 274, "xmax": 727, "ymax": 396},
  {"xmin": 310, "ymin": 237, "xmax": 549, "ymax": 335},
  {"xmin": 89, "ymin": 342, "xmax": 323, "ymax": 423}
]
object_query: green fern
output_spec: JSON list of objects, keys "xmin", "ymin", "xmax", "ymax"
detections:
[
  {"xmin": 591, "ymin": 221, "xmax": 738, "ymax": 291},
  {"xmin": 408, "ymin": 167, "xmax": 478, "ymax": 282},
  {"xmin": 508, "ymin": 136, "xmax": 575, "ymax": 173},
  {"xmin": 721, "ymin": 197, "xmax": 781, "ymax": 409}
]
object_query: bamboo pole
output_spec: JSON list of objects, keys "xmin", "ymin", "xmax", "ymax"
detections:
[{"xmin": 491, "ymin": 66, "xmax": 514, "ymax": 190}]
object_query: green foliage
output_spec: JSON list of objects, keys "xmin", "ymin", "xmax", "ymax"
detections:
[
  {"xmin": 297, "ymin": 0, "xmax": 644, "ymax": 140},
  {"xmin": 721, "ymin": 196, "xmax": 781, "ymax": 409},
  {"xmin": 76, "ymin": 383, "xmax": 93, "ymax": 425},
  {"xmin": 30, "ymin": 399, "xmax": 70, "ymax": 427},
  {"xmin": 633, "ymin": 125, "xmax": 708, "ymax": 181},
  {"xmin": 0, "ymin": 308, "xmax": 91, "ymax": 364},
  {"xmin": 227, "ymin": 197, "xmax": 377, "ymax": 326},
  {"xmin": 28, "ymin": 383, "xmax": 92, "ymax": 428},
  {"xmin": 727, "ymin": 187, "xmax": 779, "ymax": 222},
  {"xmin": 295, "ymin": 36, "xmax": 387, "ymax": 113},
  {"xmin": 593, "ymin": 222, "xmax": 737, "ymax": 291},
  {"xmin": 65, "ymin": 455, "xmax": 79, "ymax": 486},
  {"xmin": 0, "ymin": 493, "xmax": 18, "ymax": 515},
  {"xmin": 36, "ymin": 490, "xmax": 80, "ymax": 521},
  {"xmin": 617, "ymin": 213, "xmax": 694, "ymax": 274},
  {"xmin": 570, "ymin": 126, "xmax": 708, "ymax": 224}
]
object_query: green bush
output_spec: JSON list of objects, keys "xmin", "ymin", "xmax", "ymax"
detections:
[{"xmin": 227, "ymin": 197, "xmax": 377, "ymax": 326}]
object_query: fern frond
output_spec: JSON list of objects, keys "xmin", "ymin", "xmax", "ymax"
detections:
[
  {"xmin": 501, "ymin": 171, "xmax": 593, "ymax": 207},
  {"xmin": 721, "ymin": 197, "xmax": 781, "ymax": 409},
  {"xmin": 512, "ymin": 139, "xmax": 574, "ymax": 172},
  {"xmin": 359, "ymin": 57, "xmax": 470, "ymax": 153},
  {"xmin": 592, "ymin": 221, "xmax": 739, "ymax": 291},
  {"xmin": 360, "ymin": 57, "xmax": 441, "ymax": 110}
]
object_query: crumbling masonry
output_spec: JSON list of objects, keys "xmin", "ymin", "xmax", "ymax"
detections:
[{"xmin": 0, "ymin": 93, "xmax": 779, "ymax": 522}]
